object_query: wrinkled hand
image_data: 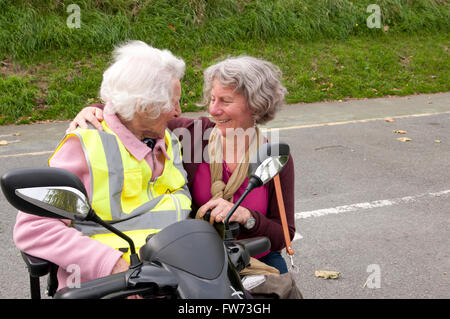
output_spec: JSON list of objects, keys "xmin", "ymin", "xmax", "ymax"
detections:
[
  {"xmin": 66, "ymin": 107, "xmax": 104, "ymax": 133},
  {"xmin": 196, "ymin": 198, "xmax": 252, "ymax": 225},
  {"xmin": 111, "ymin": 257, "xmax": 143, "ymax": 299},
  {"xmin": 111, "ymin": 257, "xmax": 130, "ymax": 275}
]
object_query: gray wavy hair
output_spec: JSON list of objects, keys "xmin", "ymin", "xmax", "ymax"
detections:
[
  {"xmin": 100, "ymin": 40, "xmax": 185, "ymax": 120},
  {"xmin": 202, "ymin": 56, "xmax": 287, "ymax": 125}
]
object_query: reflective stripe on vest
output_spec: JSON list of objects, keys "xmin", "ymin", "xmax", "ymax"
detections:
[{"xmin": 49, "ymin": 122, "xmax": 191, "ymax": 261}]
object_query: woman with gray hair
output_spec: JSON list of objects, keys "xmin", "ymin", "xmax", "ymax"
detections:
[
  {"xmin": 70, "ymin": 55, "xmax": 295, "ymax": 274},
  {"xmin": 14, "ymin": 41, "xmax": 191, "ymax": 291}
]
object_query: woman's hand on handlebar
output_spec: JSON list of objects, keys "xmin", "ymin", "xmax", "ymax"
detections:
[
  {"xmin": 66, "ymin": 107, "xmax": 104, "ymax": 133},
  {"xmin": 197, "ymin": 198, "xmax": 252, "ymax": 225}
]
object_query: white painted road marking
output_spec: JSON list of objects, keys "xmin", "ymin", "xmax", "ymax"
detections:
[
  {"xmin": 295, "ymin": 189, "xmax": 450, "ymax": 220},
  {"xmin": 293, "ymin": 232, "xmax": 303, "ymax": 240},
  {"xmin": 292, "ymin": 189, "xmax": 450, "ymax": 241},
  {"xmin": 0, "ymin": 150, "xmax": 53, "ymax": 158},
  {"xmin": 263, "ymin": 110, "xmax": 450, "ymax": 132}
]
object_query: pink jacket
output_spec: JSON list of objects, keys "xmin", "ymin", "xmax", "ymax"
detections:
[{"xmin": 13, "ymin": 113, "xmax": 169, "ymax": 290}]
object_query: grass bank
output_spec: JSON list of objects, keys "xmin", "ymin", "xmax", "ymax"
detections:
[{"xmin": 0, "ymin": 0, "xmax": 449, "ymax": 124}]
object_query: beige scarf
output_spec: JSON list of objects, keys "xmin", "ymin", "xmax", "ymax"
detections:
[{"xmin": 206, "ymin": 125, "xmax": 264, "ymax": 203}]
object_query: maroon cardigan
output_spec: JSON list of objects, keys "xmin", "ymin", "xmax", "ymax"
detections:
[
  {"xmin": 89, "ymin": 105, "xmax": 295, "ymax": 252},
  {"xmin": 168, "ymin": 116, "xmax": 296, "ymax": 252}
]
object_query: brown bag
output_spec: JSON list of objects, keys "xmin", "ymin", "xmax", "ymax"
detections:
[
  {"xmin": 248, "ymin": 272, "xmax": 303, "ymax": 299},
  {"xmin": 240, "ymin": 257, "xmax": 303, "ymax": 299},
  {"xmin": 240, "ymin": 257, "xmax": 280, "ymax": 276},
  {"xmin": 238, "ymin": 172, "xmax": 303, "ymax": 299}
]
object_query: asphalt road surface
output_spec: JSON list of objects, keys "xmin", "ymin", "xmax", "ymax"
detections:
[{"xmin": 0, "ymin": 93, "xmax": 449, "ymax": 299}]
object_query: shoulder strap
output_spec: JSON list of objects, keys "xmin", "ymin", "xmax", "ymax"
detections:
[
  {"xmin": 264, "ymin": 138, "xmax": 298, "ymax": 271},
  {"xmin": 273, "ymin": 174, "xmax": 294, "ymax": 256},
  {"xmin": 274, "ymin": 173, "xmax": 299, "ymax": 273}
]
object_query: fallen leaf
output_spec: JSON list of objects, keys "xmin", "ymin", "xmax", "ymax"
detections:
[
  {"xmin": 169, "ymin": 24, "xmax": 176, "ymax": 31},
  {"xmin": 393, "ymin": 130, "xmax": 407, "ymax": 134},
  {"xmin": 13, "ymin": 132, "xmax": 21, "ymax": 136},
  {"xmin": 315, "ymin": 270, "xmax": 340, "ymax": 279},
  {"xmin": 434, "ymin": 140, "xmax": 441, "ymax": 143},
  {"xmin": 385, "ymin": 118, "xmax": 395, "ymax": 123},
  {"xmin": 397, "ymin": 137, "xmax": 412, "ymax": 142},
  {"xmin": 0, "ymin": 140, "xmax": 8, "ymax": 146}
]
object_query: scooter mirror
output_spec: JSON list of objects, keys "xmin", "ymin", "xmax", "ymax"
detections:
[
  {"xmin": 247, "ymin": 143, "xmax": 290, "ymax": 189},
  {"xmin": 2, "ymin": 167, "xmax": 141, "ymax": 267},
  {"xmin": 1, "ymin": 167, "xmax": 90, "ymax": 220},
  {"xmin": 223, "ymin": 143, "xmax": 290, "ymax": 239},
  {"xmin": 15, "ymin": 186, "xmax": 91, "ymax": 221}
]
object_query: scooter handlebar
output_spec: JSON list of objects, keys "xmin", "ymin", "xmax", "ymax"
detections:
[
  {"xmin": 54, "ymin": 263, "xmax": 178, "ymax": 299},
  {"xmin": 235, "ymin": 237, "xmax": 271, "ymax": 257},
  {"xmin": 54, "ymin": 272, "xmax": 127, "ymax": 299}
]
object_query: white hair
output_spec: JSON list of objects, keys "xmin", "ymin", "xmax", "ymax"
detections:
[
  {"xmin": 100, "ymin": 40, "xmax": 185, "ymax": 120},
  {"xmin": 202, "ymin": 56, "xmax": 287, "ymax": 125}
]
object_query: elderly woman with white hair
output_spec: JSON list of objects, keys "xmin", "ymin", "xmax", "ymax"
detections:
[
  {"xmin": 70, "ymin": 55, "xmax": 295, "ymax": 274},
  {"xmin": 13, "ymin": 41, "xmax": 191, "ymax": 291}
]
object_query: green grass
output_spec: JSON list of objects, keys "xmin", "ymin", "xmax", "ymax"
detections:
[
  {"xmin": 0, "ymin": 0, "xmax": 449, "ymax": 124},
  {"xmin": 1, "ymin": 0, "xmax": 448, "ymax": 60},
  {"xmin": 0, "ymin": 76, "xmax": 41, "ymax": 124}
]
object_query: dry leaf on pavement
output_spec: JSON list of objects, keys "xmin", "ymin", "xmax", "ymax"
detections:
[
  {"xmin": 397, "ymin": 137, "xmax": 412, "ymax": 142},
  {"xmin": 315, "ymin": 270, "xmax": 340, "ymax": 279},
  {"xmin": 394, "ymin": 130, "xmax": 407, "ymax": 134}
]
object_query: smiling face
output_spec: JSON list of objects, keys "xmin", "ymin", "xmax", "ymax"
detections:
[{"xmin": 209, "ymin": 79, "xmax": 255, "ymax": 136}]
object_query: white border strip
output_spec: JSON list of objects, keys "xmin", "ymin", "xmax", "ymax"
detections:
[
  {"xmin": 263, "ymin": 111, "xmax": 450, "ymax": 132},
  {"xmin": 295, "ymin": 190, "xmax": 450, "ymax": 220}
]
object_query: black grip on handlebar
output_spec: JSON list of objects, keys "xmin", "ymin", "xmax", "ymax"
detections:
[
  {"xmin": 203, "ymin": 209, "xmax": 212, "ymax": 222},
  {"xmin": 54, "ymin": 272, "xmax": 127, "ymax": 299},
  {"xmin": 203, "ymin": 209, "xmax": 240, "ymax": 239},
  {"xmin": 236, "ymin": 237, "xmax": 271, "ymax": 257}
]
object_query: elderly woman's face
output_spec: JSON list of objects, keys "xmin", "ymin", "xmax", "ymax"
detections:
[
  {"xmin": 209, "ymin": 79, "xmax": 254, "ymax": 136},
  {"xmin": 132, "ymin": 78, "xmax": 181, "ymax": 139}
]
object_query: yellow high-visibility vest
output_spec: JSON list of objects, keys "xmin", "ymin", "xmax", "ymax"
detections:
[{"xmin": 49, "ymin": 121, "xmax": 191, "ymax": 262}]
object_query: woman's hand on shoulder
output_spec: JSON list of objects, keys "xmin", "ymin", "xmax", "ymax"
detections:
[{"xmin": 66, "ymin": 107, "xmax": 104, "ymax": 133}]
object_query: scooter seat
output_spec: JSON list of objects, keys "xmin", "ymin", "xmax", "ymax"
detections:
[{"xmin": 139, "ymin": 219, "xmax": 225, "ymax": 280}]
